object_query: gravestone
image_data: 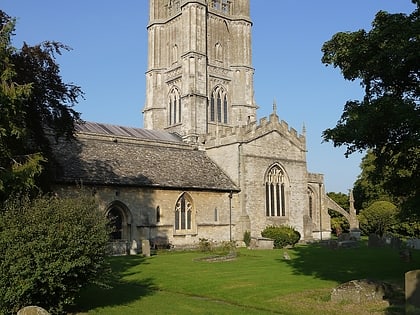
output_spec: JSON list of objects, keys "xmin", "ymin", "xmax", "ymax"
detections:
[
  {"xmin": 141, "ymin": 239, "xmax": 151, "ymax": 257},
  {"xmin": 390, "ymin": 237, "xmax": 402, "ymax": 250},
  {"xmin": 331, "ymin": 279, "xmax": 392, "ymax": 304},
  {"xmin": 349, "ymin": 228, "xmax": 361, "ymax": 240},
  {"xmin": 130, "ymin": 239, "xmax": 138, "ymax": 255},
  {"xmin": 400, "ymin": 248, "xmax": 412, "ymax": 262},
  {"xmin": 249, "ymin": 237, "xmax": 274, "ymax": 250},
  {"xmin": 405, "ymin": 270, "xmax": 420, "ymax": 313},
  {"xmin": 338, "ymin": 233, "xmax": 351, "ymax": 242},
  {"xmin": 368, "ymin": 234, "xmax": 383, "ymax": 247},
  {"xmin": 17, "ymin": 306, "xmax": 50, "ymax": 315}
]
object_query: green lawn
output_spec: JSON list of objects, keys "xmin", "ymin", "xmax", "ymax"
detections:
[{"xmin": 71, "ymin": 242, "xmax": 420, "ymax": 315}]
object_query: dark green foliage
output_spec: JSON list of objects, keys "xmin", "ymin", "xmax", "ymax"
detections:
[
  {"xmin": 0, "ymin": 194, "xmax": 111, "ymax": 314},
  {"xmin": 353, "ymin": 151, "xmax": 393, "ymax": 210},
  {"xmin": 321, "ymin": 4, "xmax": 420, "ymax": 216},
  {"xmin": 0, "ymin": 10, "xmax": 83, "ymax": 203},
  {"xmin": 243, "ymin": 230, "xmax": 251, "ymax": 247},
  {"xmin": 261, "ymin": 225, "xmax": 301, "ymax": 249},
  {"xmin": 392, "ymin": 220, "xmax": 420, "ymax": 238},
  {"xmin": 358, "ymin": 201, "xmax": 398, "ymax": 237}
]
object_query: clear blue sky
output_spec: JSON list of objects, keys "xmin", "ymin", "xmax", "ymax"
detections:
[{"xmin": 3, "ymin": 1, "xmax": 416, "ymax": 194}]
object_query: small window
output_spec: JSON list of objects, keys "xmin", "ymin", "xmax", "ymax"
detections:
[{"xmin": 156, "ymin": 206, "xmax": 161, "ymax": 223}]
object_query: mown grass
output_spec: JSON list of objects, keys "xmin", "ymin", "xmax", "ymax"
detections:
[{"xmin": 71, "ymin": 242, "xmax": 420, "ymax": 315}]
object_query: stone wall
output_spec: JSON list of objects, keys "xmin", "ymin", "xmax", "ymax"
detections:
[{"xmin": 55, "ymin": 185, "xmax": 239, "ymax": 249}]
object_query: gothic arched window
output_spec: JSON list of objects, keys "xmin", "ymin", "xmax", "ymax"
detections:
[
  {"xmin": 210, "ymin": 87, "xmax": 228, "ymax": 124},
  {"xmin": 168, "ymin": 88, "xmax": 181, "ymax": 125},
  {"xmin": 174, "ymin": 193, "xmax": 195, "ymax": 234},
  {"xmin": 308, "ymin": 188, "xmax": 315, "ymax": 219},
  {"xmin": 265, "ymin": 165, "xmax": 287, "ymax": 217}
]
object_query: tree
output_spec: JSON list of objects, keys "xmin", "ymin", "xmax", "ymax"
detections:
[
  {"xmin": 0, "ymin": 12, "xmax": 42, "ymax": 199},
  {"xmin": 0, "ymin": 10, "xmax": 83, "ymax": 202},
  {"xmin": 0, "ymin": 194, "xmax": 111, "ymax": 314},
  {"xmin": 358, "ymin": 200, "xmax": 398, "ymax": 237},
  {"xmin": 353, "ymin": 151, "xmax": 393, "ymax": 210},
  {"xmin": 321, "ymin": 2, "xmax": 420, "ymax": 216},
  {"xmin": 261, "ymin": 225, "xmax": 301, "ymax": 249}
]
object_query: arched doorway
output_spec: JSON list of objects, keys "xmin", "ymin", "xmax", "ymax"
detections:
[{"xmin": 106, "ymin": 201, "xmax": 132, "ymax": 255}]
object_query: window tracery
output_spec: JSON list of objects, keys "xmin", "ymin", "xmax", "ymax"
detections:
[
  {"xmin": 265, "ymin": 165, "xmax": 287, "ymax": 217},
  {"xmin": 167, "ymin": 0, "xmax": 181, "ymax": 16},
  {"xmin": 168, "ymin": 87, "xmax": 181, "ymax": 125},
  {"xmin": 175, "ymin": 193, "xmax": 195, "ymax": 234},
  {"xmin": 210, "ymin": 86, "xmax": 228, "ymax": 124},
  {"xmin": 210, "ymin": 0, "xmax": 231, "ymax": 14}
]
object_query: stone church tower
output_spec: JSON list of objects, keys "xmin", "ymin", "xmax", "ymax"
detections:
[
  {"xmin": 52, "ymin": 0, "xmax": 335, "ymax": 254},
  {"xmin": 144, "ymin": 0, "xmax": 257, "ymax": 143},
  {"xmin": 142, "ymin": 0, "xmax": 332, "ymax": 242}
]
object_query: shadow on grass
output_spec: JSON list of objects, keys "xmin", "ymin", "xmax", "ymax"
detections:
[
  {"xmin": 282, "ymin": 241, "xmax": 420, "ymax": 314},
  {"xmin": 69, "ymin": 255, "xmax": 156, "ymax": 313}
]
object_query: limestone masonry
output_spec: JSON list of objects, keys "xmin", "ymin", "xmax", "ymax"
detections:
[{"xmin": 53, "ymin": 0, "xmax": 336, "ymax": 252}]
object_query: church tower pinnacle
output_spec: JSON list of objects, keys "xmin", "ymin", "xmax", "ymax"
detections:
[{"xmin": 143, "ymin": 0, "xmax": 257, "ymax": 143}]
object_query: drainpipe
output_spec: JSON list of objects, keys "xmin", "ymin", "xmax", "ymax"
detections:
[{"xmin": 229, "ymin": 191, "xmax": 233, "ymax": 241}]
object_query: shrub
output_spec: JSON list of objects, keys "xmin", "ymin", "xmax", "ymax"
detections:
[
  {"xmin": 0, "ymin": 194, "xmax": 111, "ymax": 314},
  {"xmin": 261, "ymin": 225, "xmax": 301, "ymax": 249},
  {"xmin": 218, "ymin": 241, "xmax": 236, "ymax": 255},
  {"xmin": 198, "ymin": 238, "xmax": 212, "ymax": 252},
  {"xmin": 243, "ymin": 230, "xmax": 251, "ymax": 247},
  {"xmin": 358, "ymin": 201, "xmax": 398, "ymax": 237}
]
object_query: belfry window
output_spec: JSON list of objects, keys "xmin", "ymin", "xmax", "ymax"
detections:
[
  {"xmin": 167, "ymin": 0, "xmax": 181, "ymax": 16},
  {"xmin": 174, "ymin": 193, "xmax": 195, "ymax": 234},
  {"xmin": 210, "ymin": 87, "xmax": 228, "ymax": 124},
  {"xmin": 211, "ymin": 0, "xmax": 230, "ymax": 14},
  {"xmin": 265, "ymin": 165, "xmax": 287, "ymax": 217},
  {"xmin": 168, "ymin": 88, "xmax": 181, "ymax": 125}
]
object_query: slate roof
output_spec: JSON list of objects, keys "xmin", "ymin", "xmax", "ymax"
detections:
[
  {"xmin": 76, "ymin": 121, "xmax": 183, "ymax": 143},
  {"xmin": 53, "ymin": 122, "xmax": 239, "ymax": 192}
]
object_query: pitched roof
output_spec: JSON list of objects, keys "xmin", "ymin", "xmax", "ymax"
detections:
[
  {"xmin": 53, "ymin": 122, "xmax": 239, "ymax": 192},
  {"xmin": 76, "ymin": 121, "xmax": 183, "ymax": 143}
]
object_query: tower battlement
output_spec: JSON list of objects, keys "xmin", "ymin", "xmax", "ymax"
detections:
[{"xmin": 204, "ymin": 111, "xmax": 305, "ymax": 149}]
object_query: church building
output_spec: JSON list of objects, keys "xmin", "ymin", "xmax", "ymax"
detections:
[{"xmin": 52, "ymin": 0, "xmax": 332, "ymax": 253}]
